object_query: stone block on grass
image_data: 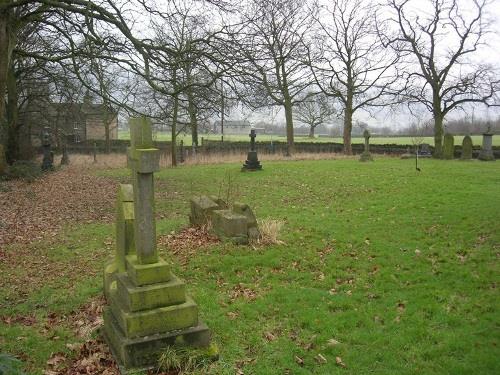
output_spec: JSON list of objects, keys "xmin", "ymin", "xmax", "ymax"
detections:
[{"xmin": 212, "ymin": 209, "xmax": 248, "ymax": 244}]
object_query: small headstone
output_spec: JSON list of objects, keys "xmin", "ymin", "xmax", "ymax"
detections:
[
  {"xmin": 242, "ymin": 129, "xmax": 262, "ymax": 171},
  {"xmin": 478, "ymin": 133, "xmax": 495, "ymax": 161},
  {"xmin": 461, "ymin": 135, "xmax": 473, "ymax": 160},
  {"xmin": 442, "ymin": 133, "xmax": 455, "ymax": 159},
  {"xmin": 41, "ymin": 127, "xmax": 54, "ymax": 171},
  {"xmin": 419, "ymin": 143, "xmax": 432, "ymax": 158},
  {"xmin": 359, "ymin": 129, "xmax": 373, "ymax": 162}
]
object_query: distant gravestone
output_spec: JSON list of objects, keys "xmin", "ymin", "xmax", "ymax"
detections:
[
  {"xmin": 478, "ymin": 133, "xmax": 495, "ymax": 161},
  {"xmin": 242, "ymin": 129, "xmax": 262, "ymax": 171},
  {"xmin": 442, "ymin": 134, "xmax": 455, "ymax": 159},
  {"xmin": 359, "ymin": 129, "xmax": 373, "ymax": 162},
  {"xmin": 102, "ymin": 117, "xmax": 215, "ymax": 372},
  {"xmin": 419, "ymin": 143, "xmax": 432, "ymax": 158},
  {"xmin": 0, "ymin": 144, "xmax": 6, "ymax": 175},
  {"xmin": 41, "ymin": 127, "xmax": 54, "ymax": 171},
  {"xmin": 461, "ymin": 135, "xmax": 473, "ymax": 160}
]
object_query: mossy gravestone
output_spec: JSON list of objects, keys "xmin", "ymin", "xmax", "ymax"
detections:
[
  {"xmin": 442, "ymin": 133, "xmax": 455, "ymax": 159},
  {"xmin": 478, "ymin": 133, "xmax": 495, "ymax": 161},
  {"xmin": 461, "ymin": 135, "xmax": 473, "ymax": 160},
  {"xmin": 102, "ymin": 117, "xmax": 215, "ymax": 372}
]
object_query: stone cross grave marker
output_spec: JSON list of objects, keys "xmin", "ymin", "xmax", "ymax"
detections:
[
  {"xmin": 127, "ymin": 118, "xmax": 160, "ymax": 264},
  {"xmin": 359, "ymin": 129, "xmax": 374, "ymax": 162},
  {"xmin": 103, "ymin": 117, "xmax": 215, "ymax": 371},
  {"xmin": 242, "ymin": 128, "xmax": 262, "ymax": 171}
]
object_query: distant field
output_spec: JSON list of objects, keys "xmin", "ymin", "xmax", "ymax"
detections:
[{"xmin": 118, "ymin": 131, "xmax": 498, "ymax": 146}]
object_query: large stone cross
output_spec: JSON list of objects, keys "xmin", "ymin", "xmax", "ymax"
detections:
[
  {"xmin": 249, "ymin": 129, "xmax": 256, "ymax": 151},
  {"xmin": 127, "ymin": 117, "xmax": 160, "ymax": 264}
]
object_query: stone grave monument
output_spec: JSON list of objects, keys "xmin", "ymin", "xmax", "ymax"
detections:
[
  {"xmin": 478, "ymin": 132, "xmax": 495, "ymax": 161},
  {"xmin": 359, "ymin": 129, "xmax": 373, "ymax": 162},
  {"xmin": 461, "ymin": 135, "xmax": 473, "ymax": 160},
  {"xmin": 41, "ymin": 127, "xmax": 54, "ymax": 171},
  {"xmin": 102, "ymin": 117, "xmax": 214, "ymax": 372},
  {"xmin": 443, "ymin": 133, "xmax": 455, "ymax": 159},
  {"xmin": 418, "ymin": 143, "xmax": 432, "ymax": 158},
  {"xmin": 190, "ymin": 195, "xmax": 260, "ymax": 244},
  {"xmin": 242, "ymin": 129, "xmax": 262, "ymax": 171}
]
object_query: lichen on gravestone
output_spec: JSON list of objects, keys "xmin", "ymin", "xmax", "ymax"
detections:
[
  {"xmin": 461, "ymin": 135, "xmax": 473, "ymax": 160},
  {"xmin": 443, "ymin": 133, "xmax": 455, "ymax": 159}
]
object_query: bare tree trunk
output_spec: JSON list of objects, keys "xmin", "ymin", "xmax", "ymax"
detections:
[
  {"xmin": 187, "ymin": 89, "xmax": 198, "ymax": 147},
  {"xmin": 432, "ymin": 91, "xmax": 444, "ymax": 158},
  {"xmin": 0, "ymin": 9, "xmax": 10, "ymax": 121},
  {"xmin": 284, "ymin": 96, "xmax": 294, "ymax": 155},
  {"xmin": 343, "ymin": 104, "xmax": 353, "ymax": 155},
  {"xmin": 309, "ymin": 125, "xmax": 315, "ymax": 138},
  {"xmin": 171, "ymin": 95, "xmax": 179, "ymax": 167},
  {"xmin": 104, "ymin": 117, "xmax": 111, "ymax": 154},
  {"xmin": 6, "ymin": 62, "xmax": 19, "ymax": 163}
]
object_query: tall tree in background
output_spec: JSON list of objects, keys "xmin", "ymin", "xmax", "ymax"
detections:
[
  {"xmin": 233, "ymin": 0, "xmax": 315, "ymax": 155},
  {"xmin": 383, "ymin": 0, "xmax": 499, "ymax": 157},
  {"xmin": 293, "ymin": 92, "xmax": 337, "ymax": 138},
  {"xmin": 311, "ymin": 0, "xmax": 400, "ymax": 155}
]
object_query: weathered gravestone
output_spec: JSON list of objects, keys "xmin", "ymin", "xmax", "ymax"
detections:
[
  {"xmin": 461, "ymin": 135, "xmax": 473, "ymax": 160},
  {"xmin": 443, "ymin": 133, "xmax": 455, "ymax": 159},
  {"xmin": 102, "ymin": 117, "xmax": 214, "ymax": 372},
  {"xmin": 478, "ymin": 133, "xmax": 495, "ymax": 161},
  {"xmin": 189, "ymin": 195, "xmax": 260, "ymax": 244},
  {"xmin": 418, "ymin": 143, "xmax": 432, "ymax": 158},
  {"xmin": 359, "ymin": 129, "xmax": 373, "ymax": 162},
  {"xmin": 242, "ymin": 129, "xmax": 262, "ymax": 171},
  {"xmin": 41, "ymin": 127, "xmax": 54, "ymax": 171}
]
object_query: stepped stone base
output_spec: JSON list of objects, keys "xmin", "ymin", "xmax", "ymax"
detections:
[
  {"xmin": 242, "ymin": 151, "xmax": 262, "ymax": 171},
  {"xmin": 103, "ymin": 308, "xmax": 212, "ymax": 371}
]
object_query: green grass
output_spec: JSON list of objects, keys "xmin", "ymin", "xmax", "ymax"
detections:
[
  {"xmin": 1, "ymin": 158, "xmax": 499, "ymax": 374},
  {"xmin": 119, "ymin": 130, "xmax": 499, "ymax": 147}
]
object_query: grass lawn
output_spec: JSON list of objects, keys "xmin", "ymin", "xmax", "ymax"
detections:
[
  {"xmin": 119, "ymin": 130, "xmax": 498, "ymax": 147},
  {"xmin": 1, "ymin": 158, "xmax": 499, "ymax": 374}
]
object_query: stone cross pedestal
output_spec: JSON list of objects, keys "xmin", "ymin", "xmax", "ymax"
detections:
[
  {"xmin": 359, "ymin": 129, "xmax": 373, "ymax": 162},
  {"xmin": 102, "ymin": 117, "xmax": 215, "ymax": 372},
  {"xmin": 242, "ymin": 129, "xmax": 262, "ymax": 171},
  {"xmin": 478, "ymin": 133, "xmax": 495, "ymax": 161}
]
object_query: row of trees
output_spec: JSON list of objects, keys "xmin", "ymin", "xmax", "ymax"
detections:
[{"xmin": 0, "ymin": 0, "xmax": 498, "ymax": 164}]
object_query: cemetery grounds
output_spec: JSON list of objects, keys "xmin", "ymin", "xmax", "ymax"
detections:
[{"xmin": 0, "ymin": 157, "xmax": 499, "ymax": 374}]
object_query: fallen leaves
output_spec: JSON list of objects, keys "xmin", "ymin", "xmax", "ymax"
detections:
[
  {"xmin": 335, "ymin": 356, "xmax": 347, "ymax": 368},
  {"xmin": 158, "ymin": 226, "xmax": 220, "ymax": 266},
  {"xmin": 0, "ymin": 166, "xmax": 115, "ymax": 252},
  {"xmin": 228, "ymin": 283, "xmax": 258, "ymax": 301}
]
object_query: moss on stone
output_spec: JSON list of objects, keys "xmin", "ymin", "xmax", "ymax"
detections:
[{"xmin": 443, "ymin": 133, "xmax": 455, "ymax": 159}]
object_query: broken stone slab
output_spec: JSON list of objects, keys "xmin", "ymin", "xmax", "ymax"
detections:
[
  {"xmin": 189, "ymin": 196, "xmax": 223, "ymax": 226},
  {"xmin": 233, "ymin": 202, "xmax": 260, "ymax": 240},
  {"xmin": 212, "ymin": 209, "xmax": 248, "ymax": 244}
]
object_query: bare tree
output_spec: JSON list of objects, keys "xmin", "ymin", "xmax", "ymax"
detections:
[
  {"xmin": 311, "ymin": 0, "xmax": 400, "ymax": 155},
  {"xmin": 231, "ymin": 0, "xmax": 316, "ymax": 155},
  {"xmin": 293, "ymin": 92, "xmax": 337, "ymax": 138},
  {"xmin": 383, "ymin": 0, "xmax": 500, "ymax": 157}
]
